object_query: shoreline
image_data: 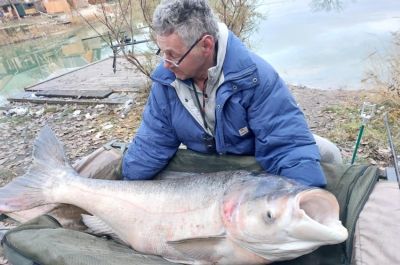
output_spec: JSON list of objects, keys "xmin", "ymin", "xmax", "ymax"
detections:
[{"xmin": 0, "ymin": 84, "xmax": 391, "ymax": 186}]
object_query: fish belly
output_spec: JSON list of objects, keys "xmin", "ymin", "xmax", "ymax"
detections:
[{"xmin": 55, "ymin": 177, "xmax": 228, "ymax": 260}]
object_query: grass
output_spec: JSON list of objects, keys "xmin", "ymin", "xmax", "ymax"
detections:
[
  {"xmin": 0, "ymin": 115, "xmax": 31, "ymax": 125},
  {"xmin": 44, "ymin": 106, "xmax": 59, "ymax": 114},
  {"xmin": 321, "ymin": 96, "xmax": 400, "ymax": 166}
]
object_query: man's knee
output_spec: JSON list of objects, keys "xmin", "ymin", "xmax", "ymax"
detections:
[{"xmin": 313, "ymin": 134, "xmax": 343, "ymax": 165}]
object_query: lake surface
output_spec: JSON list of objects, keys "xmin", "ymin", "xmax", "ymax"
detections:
[
  {"xmin": 252, "ymin": 0, "xmax": 400, "ymax": 89},
  {"xmin": 0, "ymin": 27, "xmax": 111, "ymax": 105},
  {"xmin": 0, "ymin": 26, "xmax": 149, "ymax": 105},
  {"xmin": 1, "ymin": 0, "xmax": 399, "ymax": 105}
]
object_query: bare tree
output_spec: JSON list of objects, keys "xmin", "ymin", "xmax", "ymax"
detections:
[
  {"xmin": 309, "ymin": 0, "xmax": 344, "ymax": 12},
  {"xmin": 71, "ymin": 0, "xmax": 155, "ymax": 77},
  {"xmin": 137, "ymin": 0, "xmax": 264, "ymax": 43},
  {"xmin": 138, "ymin": 0, "xmax": 158, "ymax": 32},
  {"xmin": 363, "ymin": 31, "xmax": 400, "ymax": 98},
  {"xmin": 73, "ymin": 0, "xmax": 264, "ymax": 78},
  {"xmin": 211, "ymin": 0, "xmax": 264, "ymax": 43}
]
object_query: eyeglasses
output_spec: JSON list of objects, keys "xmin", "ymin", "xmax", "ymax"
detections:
[{"xmin": 156, "ymin": 34, "xmax": 206, "ymax": 68}]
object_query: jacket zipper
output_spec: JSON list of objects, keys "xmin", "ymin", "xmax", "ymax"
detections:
[{"xmin": 215, "ymin": 65, "xmax": 258, "ymax": 153}]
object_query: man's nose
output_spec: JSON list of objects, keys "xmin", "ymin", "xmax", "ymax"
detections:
[
  {"xmin": 164, "ymin": 61, "xmax": 172, "ymax": 68},
  {"xmin": 164, "ymin": 60, "xmax": 177, "ymax": 69}
]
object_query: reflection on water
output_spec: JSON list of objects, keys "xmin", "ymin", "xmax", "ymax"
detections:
[
  {"xmin": 0, "ymin": 25, "xmax": 151, "ymax": 105},
  {"xmin": 252, "ymin": 0, "xmax": 400, "ymax": 90},
  {"xmin": 0, "ymin": 27, "xmax": 114, "ymax": 104},
  {"xmin": 309, "ymin": 0, "xmax": 345, "ymax": 12}
]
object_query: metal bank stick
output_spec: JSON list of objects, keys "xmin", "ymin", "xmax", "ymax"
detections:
[
  {"xmin": 351, "ymin": 102, "xmax": 375, "ymax": 164},
  {"xmin": 383, "ymin": 113, "xmax": 400, "ymax": 189}
]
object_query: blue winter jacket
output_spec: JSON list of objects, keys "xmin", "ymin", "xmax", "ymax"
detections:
[{"xmin": 122, "ymin": 32, "xmax": 326, "ymax": 187}]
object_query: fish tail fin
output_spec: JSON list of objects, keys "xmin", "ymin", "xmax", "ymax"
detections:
[{"xmin": 0, "ymin": 126, "xmax": 74, "ymax": 213}]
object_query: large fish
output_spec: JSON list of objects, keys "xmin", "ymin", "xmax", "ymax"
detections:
[{"xmin": 0, "ymin": 127, "xmax": 348, "ymax": 264}]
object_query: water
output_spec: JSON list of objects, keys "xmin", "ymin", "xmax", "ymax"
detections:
[
  {"xmin": 0, "ymin": 26, "xmax": 149, "ymax": 105},
  {"xmin": 0, "ymin": 27, "xmax": 110, "ymax": 105},
  {"xmin": 252, "ymin": 0, "xmax": 400, "ymax": 90}
]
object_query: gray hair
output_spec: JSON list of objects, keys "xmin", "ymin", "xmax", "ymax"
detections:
[{"xmin": 152, "ymin": 0, "xmax": 219, "ymax": 47}]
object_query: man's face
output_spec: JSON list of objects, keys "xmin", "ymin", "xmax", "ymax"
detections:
[{"xmin": 156, "ymin": 33, "xmax": 205, "ymax": 80}]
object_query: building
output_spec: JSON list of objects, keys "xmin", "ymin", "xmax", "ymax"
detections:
[
  {"xmin": 0, "ymin": 0, "xmax": 89, "ymax": 18},
  {"xmin": 0, "ymin": 0, "xmax": 25, "ymax": 19}
]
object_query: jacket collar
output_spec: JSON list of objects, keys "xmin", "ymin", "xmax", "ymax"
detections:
[{"xmin": 222, "ymin": 33, "xmax": 256, "ymax": 81}]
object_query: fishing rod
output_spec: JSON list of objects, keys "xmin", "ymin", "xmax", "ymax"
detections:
[
  {"xmin": 383, "ymin": 113, "xmax": 400, "ymax": 189},
  {"xmin": 351, "ymin": 102, "xmax": 376, "ymax": 164},
  {"xmin": 110, "ymin": 38, "xmax": 151, "ymax": 73}
]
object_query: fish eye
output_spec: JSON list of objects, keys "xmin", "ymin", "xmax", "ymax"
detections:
[{"xmin": 264, "ymin": 210, "xmax": 275, "ymax": 223}]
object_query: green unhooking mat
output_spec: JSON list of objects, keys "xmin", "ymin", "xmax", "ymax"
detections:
[
  {"xmin": 1, "ymin": 150, "xmax": 379, "ymax": 265},
  {"xmin": 1, "ymin": 215, "xmax": 175, "ymax": 265}
]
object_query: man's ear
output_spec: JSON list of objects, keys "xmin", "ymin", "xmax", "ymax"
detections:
[{"xmin": 201, "ymin": 35, "xmax": 215, "ymax": 55}]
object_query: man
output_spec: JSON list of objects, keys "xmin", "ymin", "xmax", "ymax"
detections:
[{"xmin": 122, "ymin": 0, "xmax": 326, "ymax": 187}]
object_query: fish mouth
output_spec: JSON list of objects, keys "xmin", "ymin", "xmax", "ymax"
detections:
[
  {"xmin": 298, "ymin": 189, "xmax": 339, "ymax": 224},
  {"xmin": 292, "ymin": 189, "xmax": 348, "ymax": 243}
]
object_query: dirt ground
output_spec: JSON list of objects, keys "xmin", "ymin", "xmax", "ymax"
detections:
[{"xmin": 0, "ymin": 85, "xmax": 374, "ymax": 184}]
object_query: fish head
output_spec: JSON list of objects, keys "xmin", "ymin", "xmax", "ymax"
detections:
[{"xmin": 222, "ymin": 175, "xmax": 348, "ymax": 262}]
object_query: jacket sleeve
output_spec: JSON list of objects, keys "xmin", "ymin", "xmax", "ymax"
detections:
[
  {"xmin": 122, "ymin": 83, "xmax": 180, "ymax": 180},
  {"xmin": 248, "ymin": 60, "xmax": 326, "ymax": 187}
]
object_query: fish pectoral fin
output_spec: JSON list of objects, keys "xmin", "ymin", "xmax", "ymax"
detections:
[
  {"xmin": 166, "ymin": 234, "xmax": 226, "ymax": 262},
  {"xmin": 82, "ymin": 214, "xmax": 126, "ymax": 244}
]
